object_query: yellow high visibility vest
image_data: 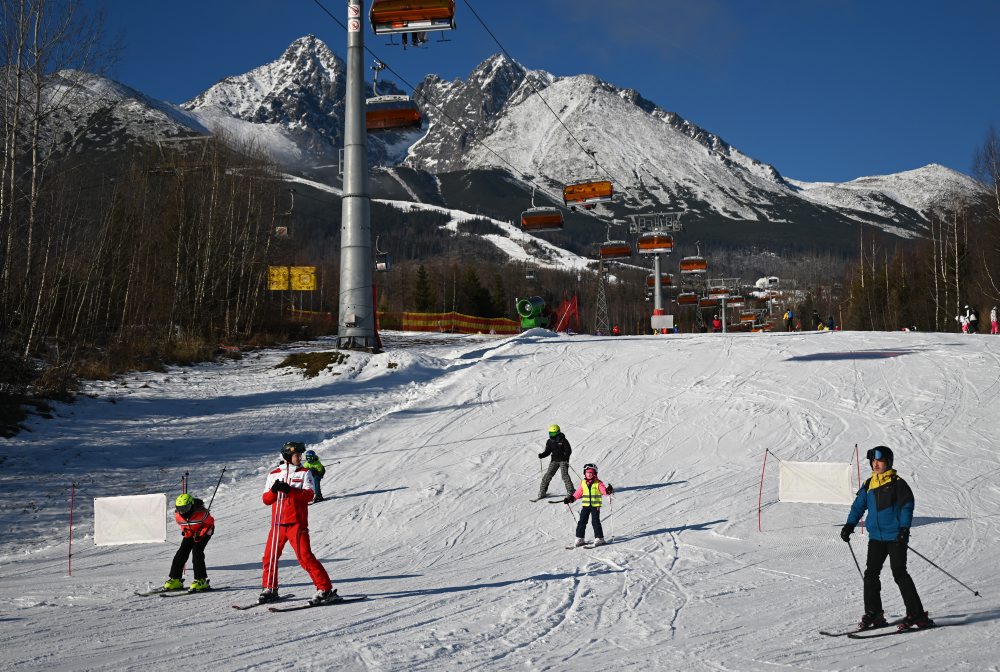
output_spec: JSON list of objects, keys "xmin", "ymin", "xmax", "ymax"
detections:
[{"xmin": 580, "ymin": 480, "xmax": 602, "ymax": 508}]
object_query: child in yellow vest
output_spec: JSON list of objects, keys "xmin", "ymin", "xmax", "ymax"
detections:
[{"xmin": 563, "ymin": 463, "xmax": 613, "ymax": 546}]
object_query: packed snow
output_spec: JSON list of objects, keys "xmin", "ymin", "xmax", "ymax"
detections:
[{"xmin": 2, "ymin": 329, "xmax": 999, "ymax": 671}]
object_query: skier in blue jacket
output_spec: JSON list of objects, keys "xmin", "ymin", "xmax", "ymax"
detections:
[{"xmin": 840, "ymin": 446, "xmax": 932, "ymax": 631}]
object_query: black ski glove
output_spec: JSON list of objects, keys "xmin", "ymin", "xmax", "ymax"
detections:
[
  {"xmin": 840, "ymin": 523, "xmax": 855, "ymax": 542},
  {"xmin": 896, "ymin": 527, "xmax": 910, "ymax": 545},
  {"xmin": 605, "ymin": 484, "xmax": 614, "ymax": 494},
  {"xmin": 271, "ymin": 480, "xmax": 291, "ymax": 494},
  {"xmin": 563, "ymin": 496, "xmax": 574, "ymax": 504},
  {"xmin": 538, "ymin": 453, "xmax": 545, "ymax": 459}
]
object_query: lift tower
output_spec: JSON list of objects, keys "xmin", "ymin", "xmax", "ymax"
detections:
[{"xmin": 337, "ymin": 0, "xmax": 378, "ymax": 350}]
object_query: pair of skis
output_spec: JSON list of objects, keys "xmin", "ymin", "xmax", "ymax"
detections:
[
  {"xmin": 231, "ymin": 594, "xmax": 368, "ymax": 612},
  {"xmin": 821, "ymin": 620, "xmax": 951, "ymax": 639},
  {"xmin": 134, "ymin": 586, "xmax": 224, "ymax": 598}
]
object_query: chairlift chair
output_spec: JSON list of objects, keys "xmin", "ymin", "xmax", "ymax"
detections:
[
  {"xmin": 598, "ymin": 240, "xmax": 632, "ymax": 260},
  {"xmin": 676, "ymin": 292, "xmax": 698, "ymax": 306},
  {"xmin": 520, "ymin": 207, "xmax": 564, "ymax": 232},
  {"xmin": 679, "ymin": 256, "xmax": 708, "ymax": 274},
  {"xmin": 563, "ymin": 180, "xmax": 613, "ymax": 210},
  {"xmin": 370, "ymin": 0, "xmax": 456, "ymax": 36},
  {"xmin": 367, "ymin": 61, "xmax": 421, "ymax": 132},
  {"xmin": 646, "ymin": 273, "xmax": 672, "ymax": 288},
  {"xmin": 637, "ymin": 232, "xmax": 674, "ymax": 255}
]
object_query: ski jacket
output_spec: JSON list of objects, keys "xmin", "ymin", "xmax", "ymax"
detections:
[
  {"xmin": 540, "ymin": 433, "xmax": 572, "ymax": 462},
  {"xmin": 174, "ymin": 499, "xmax": 215, "ymax": 539},
  {"xmin": 846, "ymin": 472, "xmax": 914, "ymax": 542},
  {"xmin": 262, "ymin": 464, "xmax": 316, "ymax": 525},
  {"xmin": 304, "ymin": 457, "xmax": 325, "ymax": 478},
  {"xmin": 570, "ymin": 479, "xmax": 609, "ymax": 507}
]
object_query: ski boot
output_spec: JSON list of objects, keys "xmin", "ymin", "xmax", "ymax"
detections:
[
  {"xmin": 858, "ymin": 611, "xmax": 888, "ymax": 631},
  {"xmin": 592, "ymin": 538, "xmax": 607, "ymax": 547},
  {"xmin": 163, "ymin": 578, "xmax": 184, "ymax": 591},
  {"xmin": 258, "ymin": 588, "xmax": 280, "ymax": 604},
  {"xmin": 574, "ymin": 538, "xmax": 587, "ymax": 547},
  {"xmin": 189, "ymin": 578, "xmax": 211, "ymax": 592},
  {"xmin": 309, "ymin": 589, "xmax": 340, "ymax": 606},
  {"xmin": 897, "ymin": 611, "xmax": 934, "ymax": 631}
]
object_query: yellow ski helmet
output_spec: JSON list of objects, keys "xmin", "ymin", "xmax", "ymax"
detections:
[{"xmin": 548, "ymin": 424, "xmax": 560, "ymax": 437}]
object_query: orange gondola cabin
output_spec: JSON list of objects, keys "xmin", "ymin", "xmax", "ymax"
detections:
[
  {"xmin": 679, "ymin": 256, "xmax": 708, "ymax": 274},
  {"xmin": 598, "ymin": 240, "xmax": 631, "ymax": 260},
  {"xmin": 698, "ymin": 297, "xmax": 719, "ymax": 308},
  {"xmin": 520, "ymin": 207, "xmax": 564, "ymax": 232},
  {"xmin": 707, "ymin": 287, "xmax": 730, "ymax": 299},
  {"xmin": 563, "ymin": 180, "xmax": 613, "ymax": 210},
  {"xmin": 370, "ymin": 0, "xmax": 456, "ymax": 35},
  {"xmin": 637, "ymin": 232, "xmax": 674, "ymax": 255},
  {"xmin": 366, "ymin": 95, "xmax": 421, "ymax": 132}
]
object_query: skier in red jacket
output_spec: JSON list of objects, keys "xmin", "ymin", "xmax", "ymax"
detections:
[
  {"xmin": 162, "ymin": 493, "xmax": 215, "ymax": 592},
  {"xmin": 259, "ymin": 441, "xmax": 338, "ymax": 605}
]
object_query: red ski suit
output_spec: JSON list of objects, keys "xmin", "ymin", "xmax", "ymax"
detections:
[{"xmin": 261, "ymin": 464, "xmax": 331, "ymax": 591}]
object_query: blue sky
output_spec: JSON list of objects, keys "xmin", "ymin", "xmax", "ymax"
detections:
[{"xmin": 93, "ymin": 0, "xmax": 998, "ymax": 182}]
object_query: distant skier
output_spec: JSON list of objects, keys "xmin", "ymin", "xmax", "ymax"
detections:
[
  {"xmin": 992, "ymin": 306, "xmax": 998, "ymax": 335},
  {"xmin": 303, "ymin": 449, "xmax": 326, "ymax": 503},
  {"xmin": 612, "ymin": 324, "xmax": 621, "ymax": 336},
  {"xmin": 826, "ymin": 315, "xmax": 836, "ymax": 331},
  {"xmin": 162, "ymin": 493, "xmax": 215, "ymax": 592},
  {"xmin": 537, "ymin": 425, "xmax": 574, "ymax": 499},
  {"xmin": 783, "ymin": 309, "xmax": 794, "ymax": 332},
  {"xmin": 711, "ymin": 315, "xmax": 722, "ymax": 333},
  {"xmin": 812, "ymin": 310, "xmax": 822, "ymax": 330},
  {"xmin": 563, "ymin": 463, "xmax": 613, "ymax": 547},
  {"xmin": 965, "ymin": 305, "xmax": 978, "ymax": 334},
  {"xmin": 840, "ymin": 446, "xmax": 932, "ymax": 631},
  {"xmin": 259, "ymin": 441, "xmax": 338, "ymax": 606}
]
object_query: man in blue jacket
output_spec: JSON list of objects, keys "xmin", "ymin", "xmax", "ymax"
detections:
[{"xmin": 841, "ymin": 446, "xmax": 932, "ymax": 631}]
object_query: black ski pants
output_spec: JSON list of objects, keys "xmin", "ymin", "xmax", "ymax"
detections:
[
  {"xmin": 169, "ymin": 534, "xmax": 212, "ymax": 581},
  {"xmin": 863, "ymin": 539, "xmax": 924, "ymax": 616},
  {"xmin": 575, "ymin": 506, "xmax": 604, "ymax": 540}
]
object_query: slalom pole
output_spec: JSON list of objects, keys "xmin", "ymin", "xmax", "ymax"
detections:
[
  {"xmin": 846, "ymin": 539, "xmax": 864, "ymax": 581},
  {"xmin": 206, "ymin": 466, "xmax": 227, "ymax": 511},
  {"xmin": 182, "ymin": 471, "xmax": 188, "ymax": 494},
  {"xmin": 757, "ymin": 448, "xmax": 769, "ymax": 532},
  {"xmin": 68, "ymin": 482, "xmax": 76, "ymax": 576},
  {"xmin": 906, "ymin": 544, "xmax": 981, "ymax": 597}
]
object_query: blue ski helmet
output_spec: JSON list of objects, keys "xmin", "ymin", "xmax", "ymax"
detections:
[{"xmin": 304, "ymin": 450, "xmax": 317, "ymax": 462}]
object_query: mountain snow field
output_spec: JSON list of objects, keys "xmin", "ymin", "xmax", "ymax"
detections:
[{"xmin": 2, "ymin": 330, "xmax": 999, "ymax": 671}]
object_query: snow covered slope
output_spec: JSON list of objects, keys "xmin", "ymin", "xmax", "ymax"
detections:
[{"xmin": 2, "ymin": 330, "xmax": 998, "ymax": 670}]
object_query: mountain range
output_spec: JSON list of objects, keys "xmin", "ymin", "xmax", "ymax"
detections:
[{"xmin": 41, "ymin": 35, "xmax": 988, "ymax": 253}]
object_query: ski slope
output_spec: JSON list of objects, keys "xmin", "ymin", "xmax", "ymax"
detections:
[{"xmin": 2, "ymin": 330, "xmax": 999, "ymax": 671}]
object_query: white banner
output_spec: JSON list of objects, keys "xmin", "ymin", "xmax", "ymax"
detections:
[
  {"xmin": 94, "ymin": 493, "xmax": 167, "ymax": 546},
  {"xmin": 778, "ymin": 461, "xmax": 854, "ymax": 505}
]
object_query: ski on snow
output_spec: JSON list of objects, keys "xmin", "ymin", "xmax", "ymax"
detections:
[
  {"xmin": 820, "ymin": 620, "xmax": 900, "ymax": 637},
  {"xmin": 231, "ymin": 594, "xmax": 296, "ymax": 610},
  {"xmin": 135, "ymin": 587, "xmax": 187, "ymax": 597},
  {"xmin": 159, "ymin": 586, "xmax": 227, "ymax": 597},
  {"xmin": 846, "ymin": 622, "xmax": 956, "ymax": 639},
  {"xmin": 565, "ymin": 542, "xmax": 610, "ymax": 550},
  {"xmin": 268, "ymin": 595, "xmax": 368, "ymax": 612}
]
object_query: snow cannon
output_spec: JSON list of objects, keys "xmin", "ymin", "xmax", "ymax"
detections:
[{"xmin": 516, "ymin": 296, "xmax": 549, "ymax": 330}]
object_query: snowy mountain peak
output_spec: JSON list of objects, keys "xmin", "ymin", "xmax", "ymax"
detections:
[{"xmin": 182, "ymin": 34, "xmax": 344, "ymax": 127}]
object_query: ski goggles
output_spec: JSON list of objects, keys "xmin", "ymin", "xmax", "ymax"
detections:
[{"xmin": 866, "ymin": 448, "xmax": 886, "ymax": 461}]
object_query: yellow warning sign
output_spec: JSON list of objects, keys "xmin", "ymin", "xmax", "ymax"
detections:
[
  {"xmin": 290, "ymin": 266, "xmax": 317, "ymax": 291},
  {"xmin": 268, "ymin": 266, "xmax": 289, "ymax": 291}
]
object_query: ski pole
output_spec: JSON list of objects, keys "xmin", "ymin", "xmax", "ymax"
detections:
[
  {"xmin": 206, "ymin": 466, "xmax": 226, "ymax": 511},
  {"xmin": 564, "ymin": 502, "xmax": 576, "ymax": 523},
  {"xmin": 906, "ymin": 544, "xmax": 981, "ymax": 597},
  {"xmin": 846, "ymin": 539, "xmax": 864, "ymax": 581},
  {"xmin": 608, "ymin": 495, "xmax": 615, "ymax": 542}
]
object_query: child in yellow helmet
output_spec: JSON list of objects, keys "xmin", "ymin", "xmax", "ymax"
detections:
[{"xmin": 537, "ymin": 424, "xmax": 574, "ymax": 500}]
